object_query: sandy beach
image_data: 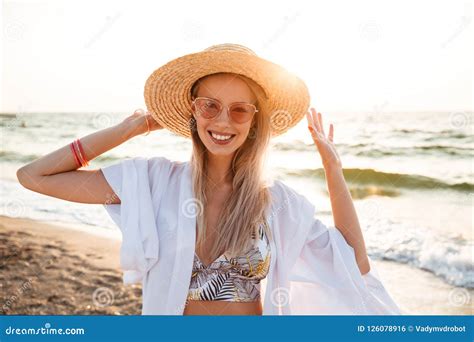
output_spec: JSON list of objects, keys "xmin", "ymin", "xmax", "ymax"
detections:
[
  {"xmin": 0, "ymin": 216, "xmax": 141, "ymax": 315},
  {"xmin": 0, "ymin": 215, "xmax": 471, "ymax": 315}
]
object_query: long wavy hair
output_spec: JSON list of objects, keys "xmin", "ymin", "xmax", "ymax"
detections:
[{"xmin": 189, "ymin": 72, "xmax": 273, "ymax": 260}]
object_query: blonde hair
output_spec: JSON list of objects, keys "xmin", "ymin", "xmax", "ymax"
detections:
[{"xmin": 190, "ymin": 72, "xmax": 273, "ymax": 260}]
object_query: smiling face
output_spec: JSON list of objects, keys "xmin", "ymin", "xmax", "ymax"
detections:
[{"xmin": 191, "ymin": 73, "xmax": 258, "ymax": 156}]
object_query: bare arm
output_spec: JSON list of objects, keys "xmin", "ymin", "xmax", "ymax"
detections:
[
  {"xmin": 16, "ymin": 111, "xmax": 162, "ymax": 205},
  {"xmin": 325, "ymin": 166, "xmax": 370, "ymax": 275},
  {"xmin": 306, "ymin": 108, "xmax": 370, "ymax": 275}
]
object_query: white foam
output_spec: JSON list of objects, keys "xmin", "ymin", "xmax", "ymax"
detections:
[{"xmin": 365, "ymin": 218, "xmax": 473, "ymax": 288}]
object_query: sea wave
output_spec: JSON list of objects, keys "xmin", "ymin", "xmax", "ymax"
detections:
[
  {"xmin": 284, "ymin": 168, "xmax": 473, "ymax": 193},
  {"xmin": 366, "ymin": 219, "xmax": 473, "ymax": 288},
  {"xmin": 272, "ymin": 141, "xmax": 473, "ymax": 157}
]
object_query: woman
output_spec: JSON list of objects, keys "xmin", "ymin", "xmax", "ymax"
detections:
[{"xmin": 17, "ymin": 43, "xmax": 402, "ymax": 315}]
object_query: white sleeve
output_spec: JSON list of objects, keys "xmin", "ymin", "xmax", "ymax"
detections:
[
  {"xmin": 100, "ymin": 157, "xmax": 172, "ymax": 284},
  {"xmin": 100, "ymin": 161, "xmax": 123, "ymax": 227},
  {"xmin": 288, "ymin": 196, "xmax": 403, "ymax": 315}
]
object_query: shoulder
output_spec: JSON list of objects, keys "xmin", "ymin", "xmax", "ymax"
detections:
[
  {"xmin": 147, "ymin": 156, "xmax": 172, "ymax": 172},
  {"xmin": 147, "ymin": 156, "xmax": 189, "ymax": 190},
  {"xmin": 113, "ymin": 156, "xmax": 187, "ymax": 179},
  {"xmin": 147, "ymin": 156, "xmax": 188, "ymax": 176},
  {"xmin": 265, "ymin": 178, "xmax": 317, "ymax": 243},
  {"xmin": 267, "ymin": 178, "xmax": 307, "ymax": 205},
  {"xmin": 267, "ymin": 178, "xmax": 315, "ymax": 216}
]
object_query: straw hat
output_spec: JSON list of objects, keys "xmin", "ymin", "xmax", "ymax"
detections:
[{"xmin": 144, "ymin": 43, "xmax": 310, "ymax": 138}]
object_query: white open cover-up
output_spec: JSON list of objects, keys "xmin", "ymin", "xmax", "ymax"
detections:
[{"xmin": 101, "ymin": 157, "xmax": 403, "ymax": 315}]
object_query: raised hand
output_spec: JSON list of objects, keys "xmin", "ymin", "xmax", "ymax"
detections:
[{"xmin": 306, "ymin": 107, "xmax": 342, "ymax": 170}]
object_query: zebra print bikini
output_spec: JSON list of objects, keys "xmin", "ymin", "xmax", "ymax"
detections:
[{"xmin": 187, "ymin": 222, "xmax": 271, "ymax": 302}]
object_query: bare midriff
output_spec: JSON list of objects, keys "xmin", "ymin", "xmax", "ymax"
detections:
[{"xmin": 183, "ymin": 299, "xmax": 263, "ymax": 315}]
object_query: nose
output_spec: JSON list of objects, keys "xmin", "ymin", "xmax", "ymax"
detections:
[{"xmin": 213, "ymin": 106, "xmax": 232, "ymax": 125}]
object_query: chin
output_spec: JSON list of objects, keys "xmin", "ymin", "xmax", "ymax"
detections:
[
  {"xmin": 208, "ymin": 149, "xmax": 235, "ymax": 157},
  {"xmin": 205, "ymin": 143, "xmax": 238, "ymax": 156}
]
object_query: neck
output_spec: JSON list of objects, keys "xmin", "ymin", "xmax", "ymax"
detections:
[{"xmin": 206, "ymin": 152, "xmax": 234, "ymax": 188}]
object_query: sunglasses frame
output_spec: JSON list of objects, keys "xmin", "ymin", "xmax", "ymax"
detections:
[{"xmin": 191, "ymin": 96, "xmax": 259, "ymax": 123}]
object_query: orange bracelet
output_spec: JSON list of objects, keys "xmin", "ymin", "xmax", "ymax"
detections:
[
  {"xmin": 76, "ymin": 139, "xmax": 89, "ymax": 166},
  {"xmin": 70, "ymin": 139, "xmax": 89, "ymax": 168},
  {"xmin": 143, "ymin": 115, "xmax": 150, "ymax": 136},
  {"xmin": 70, "ymin": 142, "xmax": 82, "ymax": 168},
  {"xmin": 73, "ymin": 140, "xmax": 86, "ymax": 167}
]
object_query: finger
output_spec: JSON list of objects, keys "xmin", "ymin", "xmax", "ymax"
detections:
[
  {"xmin": 318, "ymin": 112, "xmax": 326, "ymax": 136},
  {"xmin": 306, "ymin": 111, "xmax": 317, "ymax": 134},
  {"xmin": 311, "ymin": 108, "xmax": 322, "ymax": 133},
  {"xmin": 328, "ymin": 123, "xmax": 334, "ymax": 142},
  {"xmin": 308, "ymin": 114, "xmax": 324, "ymax": 145}
]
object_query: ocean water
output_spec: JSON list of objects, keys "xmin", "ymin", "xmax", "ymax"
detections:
[{"xmin": 1, "ymin": 111, "xmax": 473, "ymax": 288}]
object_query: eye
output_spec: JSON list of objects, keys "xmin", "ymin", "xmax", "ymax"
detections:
[
  {"xmin": 231, "ymin": 104, "xmax": 254, "ymax": 114},
  {"xmin": 232, "ymin": 106, "xmax": 247, "ymax": 113},
  {"xmin": 205, "ymin": 101, "xmax": 219, "ymax": 110}
]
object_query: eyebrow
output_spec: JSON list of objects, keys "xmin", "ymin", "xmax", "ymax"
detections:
[{"xmin": 198, "ymin": 96, "xmax": 257, "ymax": 105}]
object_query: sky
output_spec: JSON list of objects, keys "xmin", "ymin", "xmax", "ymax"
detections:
[{"xmin": 1, "ymin": 0, "xmax": 473, "ymax": 114}]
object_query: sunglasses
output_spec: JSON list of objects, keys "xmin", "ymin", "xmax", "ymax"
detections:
[{"xmin": 191, "ymin": 96, "xmax": 258, "ymax": 124}]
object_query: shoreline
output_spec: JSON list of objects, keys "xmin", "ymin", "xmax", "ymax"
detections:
[{"xmin": 0, "ymin": 215, "xmax": 472, "ymax": 315}]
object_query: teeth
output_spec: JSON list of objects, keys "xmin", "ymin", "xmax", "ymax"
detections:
[{"xmin": 211, "ymin": 132, "xmax": 232, "ymax": 141}]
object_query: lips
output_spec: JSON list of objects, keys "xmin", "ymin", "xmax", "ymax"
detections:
[
  {"xmin": 208, "ymin": 130, "xmax": 235, "ymax": 136},
  {"xmin": 207, "ymin": 130, "xmax": 236, "ymax": 145}
]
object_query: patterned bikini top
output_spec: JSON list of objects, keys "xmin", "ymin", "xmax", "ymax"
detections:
[{"xmin": 187, "ymin": 221, "xmax": 271, "ymax": 302}]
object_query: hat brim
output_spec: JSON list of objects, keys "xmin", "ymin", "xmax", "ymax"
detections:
[{"xmin": 144, "ymin": 50, "xmax": 310, "ymax": 138}]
